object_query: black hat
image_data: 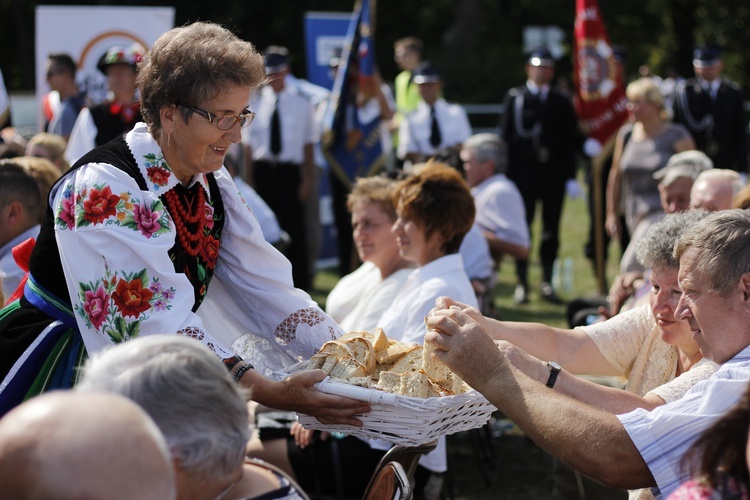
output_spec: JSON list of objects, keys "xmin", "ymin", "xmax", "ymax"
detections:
[
  {"xmin": 527, "ymin": 47, "xmax": 555, "ymax": 68},
  {"xmin": 264, "ymin": 46, "xmax": 289, "ymax": 74},
  {"xmin": 693, "ymin": 44, "xmax": 722, "ymax": 68},
  {"xmin": 412, "ymin": 61, "xmax": 441, "ymax": 84}
]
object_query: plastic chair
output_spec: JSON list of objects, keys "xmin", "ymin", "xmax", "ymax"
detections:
[{"xmin": 362, "ymin": 461, "xmax": 412, "ymax": 500}]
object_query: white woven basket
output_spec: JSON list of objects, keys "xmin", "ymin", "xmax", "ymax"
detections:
[{"xmin": 276, "ymin": 363, "xmax": 497, "ymax": 446}]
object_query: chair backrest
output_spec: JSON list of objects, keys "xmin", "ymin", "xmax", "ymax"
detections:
[
  {"xmin": 378, "ymin": 440, "xmax": 438, "ymax": 478},
  {"xmin": 362, "ymin": 461, "xmax": 412, "ymax": 500},
  {"xmin": 361, "ymin": 440, "xmax": 437, "ymax": 500}
]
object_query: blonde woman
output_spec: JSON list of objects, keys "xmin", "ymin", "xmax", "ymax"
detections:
[{"xmin": 606, "ymin": 77, "xmax": 695, "ymax": 273}]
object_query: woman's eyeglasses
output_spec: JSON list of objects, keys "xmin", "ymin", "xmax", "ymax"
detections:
[{"xmin": 177, "ymin": 103, "xmax": 255, "ymax": 130}]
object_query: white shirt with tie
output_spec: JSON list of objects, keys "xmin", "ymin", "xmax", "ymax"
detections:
[
  {"xmin": 397, "ymin": 98, "xmax": 471, "ymax": 159},
  {"xmin": 242, "ymin": 85, "xmax": 317, "ymax": 164}
]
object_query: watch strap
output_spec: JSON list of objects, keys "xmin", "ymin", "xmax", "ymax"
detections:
[{"xmin": 546, "ymin": 361, "xmax": 561, "ymax": 388}]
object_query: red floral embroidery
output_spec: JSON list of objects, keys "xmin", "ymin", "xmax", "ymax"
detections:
[
  {"xmin": 274, "ymin": 308, "xmax": 326, "ymax": 345},
  {"xmin": 147, "ymin": 166, "xmax": 170, "ymax": 186},
  {"xmin": 178, "ymin": 326, "xmax": 205, "ymax": 341},
  {"xmin": 83, "ymin": 186, "xmax": 121, "ymax": 224},
  {"xmin": 112, "ymin": 278, "xmax": 154, "ymax": 318},
  {"xmin": 199, "ymin": 235, "xmax": 220, "ymax": 270}
]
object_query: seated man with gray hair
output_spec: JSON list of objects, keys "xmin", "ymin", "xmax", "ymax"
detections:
[
  {"xmin": 460, "ymin": 133, "xmax": 530, "ymax": 302},
  {"xmin": 77, "ymin": 335, "xmax": 307, "ymax": 500},
  {"xmin": 0, "ymin": 391, "xmax": 176, "ymax": 500},
  {"xmin": 426, "ymin": 208, "xmax": 750, "ymax": 497},
  {"xmin": 653, "ymin": 149, "xmax": 714, "ymax": 214}
]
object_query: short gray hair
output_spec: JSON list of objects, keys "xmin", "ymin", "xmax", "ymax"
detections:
[
  {"xmin": 77, "ymin": 335, "xmax": 250, "ymax": 484},
  {"xmin": 674, "ymin": 209, "xmax": 750, "ymax": 295},
  {"xmin": 635, "ymin": 210, "xmax": 711, "ymax": 269},
  {"xmin": 462, "ymin": 133, "xmax": 508, "ymax": 174}
]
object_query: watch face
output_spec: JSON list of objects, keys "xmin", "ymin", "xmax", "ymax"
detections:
[{"xmin": 548, "ymin": 361, "xmax": 562, "ymax": 371}]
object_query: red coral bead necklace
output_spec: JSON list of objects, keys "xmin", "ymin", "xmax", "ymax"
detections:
[{"xmin": 163, "ymin": 185, "xmax": 206, "ymax": 257}]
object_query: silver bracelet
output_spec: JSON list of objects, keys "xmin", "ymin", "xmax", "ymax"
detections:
[{"xmin": 232, "ymin": 362, "xmax": 254, "ymax": 382}]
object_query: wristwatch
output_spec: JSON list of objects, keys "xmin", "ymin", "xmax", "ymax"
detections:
[{"xmin": 546, "ymin": 361, "xmax": 562, "ymax": 388}]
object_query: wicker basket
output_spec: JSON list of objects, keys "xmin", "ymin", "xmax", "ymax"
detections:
[{"xmin": 276, "ymin": 363, "xmax": 497, "ymax": 446}]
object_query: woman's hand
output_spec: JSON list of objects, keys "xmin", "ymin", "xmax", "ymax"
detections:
[
  {"xmin": 431, "ymin": 297, "xmax": 488, "ymax": 329},
  {"xmin": 248, "ymin": 370, "xmax": 370, "ymax": 426},
  {"xmin": 605, "ymin": 213, "xmax": 620, "ymax": 238}
]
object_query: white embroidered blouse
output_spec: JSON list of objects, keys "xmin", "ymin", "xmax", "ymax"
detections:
[{"xmin": 54, "ymin": 123, "xmax": 340, "ymax": 375}]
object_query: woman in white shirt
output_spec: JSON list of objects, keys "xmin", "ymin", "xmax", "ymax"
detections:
[{"xmin": 325, "ymin": 176, "xmax": 414, "ymax": 333}]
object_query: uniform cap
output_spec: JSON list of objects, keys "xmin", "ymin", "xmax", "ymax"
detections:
[
  {"xmin": 693, "ymin": 44, "xmax": 722, "ymax": 68},
  {"xmin": 412, "ymin": 61, "xmax": 441, "ymax": 84},
  {"xmin": 527, "ymin": 47, "xmax": 554, "ymax": 68},
  {"xmin": 264, "ymin": 46, "xmax": 290, "ymax": 74}
]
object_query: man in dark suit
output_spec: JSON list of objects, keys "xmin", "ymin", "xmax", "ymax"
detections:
[
  {"xmin": 500, "ymin": 47, "xmax": 577, "ymax": 304},
  {"xmin": 673, "ymin": 44, "xmax": 747, "ymax": 174}
]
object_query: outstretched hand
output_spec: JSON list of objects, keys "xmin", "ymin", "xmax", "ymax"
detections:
[{"xmin": 424, "ymin": 306, "xmax": 504, "ymax": 392}]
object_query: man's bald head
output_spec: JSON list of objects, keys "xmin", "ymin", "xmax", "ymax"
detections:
[
  {"xmin": 0, "ymin": 391, "xmax": 176, "ymax": 500},
  {"xmin": 690, "ymin": 169, "xmax": 744, "ymax": 212}
]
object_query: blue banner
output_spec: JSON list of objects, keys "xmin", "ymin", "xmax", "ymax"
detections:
[
  {"xmin": 321, "ymin": 0, "xmax": 385, "ymax": 188},
  {"xmin": 304, "ymin": 12, "xmax": 351, "ymax": 91}
]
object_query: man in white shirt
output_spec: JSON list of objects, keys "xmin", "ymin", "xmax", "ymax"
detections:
[
  {"xmin": 242, "ymin": 46, "xmax": 317, "ymax": 291},
  {"xmin": 461, "ymin": 133, "xmax": 529, "ymax": 269},
  {"xmin": 425, "ymin": 209, "xmax": 750, "ymax": 498},
  {"xmin": 397, "ymin": 62, "xmax": 471, "ymax": 168}
]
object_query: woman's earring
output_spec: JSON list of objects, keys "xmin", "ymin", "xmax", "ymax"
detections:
[{"xmin": 167, "ymin": 132, "xmax": 172, "ymax": 147}]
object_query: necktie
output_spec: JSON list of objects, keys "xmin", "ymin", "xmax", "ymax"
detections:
[
  {"xmin": 430, "ymin": 106, "xmax": 442, "ymax": 149},
  {"xmin": 270, "ymin": 97, "xmax": 281, "ymax": 155}
]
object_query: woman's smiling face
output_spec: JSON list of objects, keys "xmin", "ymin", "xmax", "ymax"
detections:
[
  {"xmin": 163, "ymin": 85, "xmax": 252, "ymax": 185},
  {"xmin": 391, "ymin": 204, "xmax": 445, "ymax": 267}
]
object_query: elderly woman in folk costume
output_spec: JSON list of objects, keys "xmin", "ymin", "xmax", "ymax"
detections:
[{"xmin": 0, "ymin": 22, "xmax": 367, "ymax": 423}]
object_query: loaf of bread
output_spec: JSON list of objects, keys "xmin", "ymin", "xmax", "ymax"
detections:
[{"xmin": 306, "ymin": 328, "xmax": 470, "ymax": 398}]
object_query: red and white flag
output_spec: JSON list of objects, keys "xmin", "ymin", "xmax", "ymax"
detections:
[{"xmin": 573, "ymin": 0, "xmax": 628, "ymax": 148}]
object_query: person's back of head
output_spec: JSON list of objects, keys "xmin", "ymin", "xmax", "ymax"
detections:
[
  {"xmin": 0, "ymin": 160, "xmax": 43, "ymax": 246},
  {"xmin": 690, "ymin": 169, "xmax": 743, "ymax": 211},
  {"xmin": 77, "ymin": 335, "xmax": 250, "ymax": 488},
  {"xmin": 14, "ymin": 156, "xmax": 62, "ymax": 223},
  {"xmin": 26, "ymin": 132, "xmax": 70, "ymax": 173},
  {"xmin": 0, "ymin": 391, "xmax": 176, "ymax": 500},
  {"xmin": 733, "ymin": 183, "xmax": 750, "ymax": 210}
]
